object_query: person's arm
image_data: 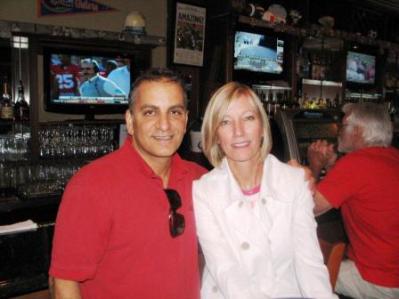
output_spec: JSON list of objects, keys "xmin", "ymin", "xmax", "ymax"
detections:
[
  {"xmin": 49, "ymin": 172, "xmax": 112, "ymax": 297},
  {"xmin": 49, "ymin": 277, "xmax": 81, "ymax": 299},
  {"xmin": 292, "ymin": 180, "xmax": 338, "ymax": 299},
  {"xmin": 314, "ymin": 190, "xmax": 333, "ymax": 216}
]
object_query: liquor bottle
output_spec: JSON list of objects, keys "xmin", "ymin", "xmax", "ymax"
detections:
[
  {"xmin": 14, "ymin": 80, "xmax": 30, "ymax": 121},
  {"xmin": 263, "ymin": 89, "xmax": 268, "ymax": 102},
  {"xmin": 1, "ymin": 79, "xmax": 14, "ymax": 120},
  {"xmin": 273, "ymin": 91, "xmax": 280, "ymax": 114},
  {"xmin": 282, "ymin": 90, "xmax": 289, "ymax": 110}
]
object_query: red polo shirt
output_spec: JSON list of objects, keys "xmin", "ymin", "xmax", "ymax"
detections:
[
  {"xmin": 50, "ymin": 139, "xmax": 207, "ymax": 298},
  {"xmin": 318, "ymin": 146, "xmax": 399, "ymax": 287}
]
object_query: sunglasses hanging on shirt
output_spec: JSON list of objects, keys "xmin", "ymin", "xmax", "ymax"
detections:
[{"xmin": 164, "ymin": 189, "xmax": 185, "ymax": 238}]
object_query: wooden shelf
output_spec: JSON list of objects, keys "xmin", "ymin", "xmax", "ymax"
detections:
[{"xmin": 0, "ymin": 20, "xmax": 166, "ymax": 48}]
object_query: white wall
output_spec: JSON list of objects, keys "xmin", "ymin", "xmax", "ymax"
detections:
[{"xmin": 0, "ymin": 0, "xmax": 167, "ymax": 66}]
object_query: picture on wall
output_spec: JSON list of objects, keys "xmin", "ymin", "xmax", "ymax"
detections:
[{"xmin": 173, "ymin": 2, "xmax": 206, "ymax": 67}]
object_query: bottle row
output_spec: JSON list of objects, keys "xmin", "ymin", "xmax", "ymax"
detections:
[{"xmin": 1, "ymin": 77, "xmax": 30, "ymax": 122}]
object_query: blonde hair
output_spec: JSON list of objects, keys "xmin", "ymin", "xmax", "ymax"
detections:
[{"xmin": 201, "ymin": 82, "xmax": 272, "ymax": 167}]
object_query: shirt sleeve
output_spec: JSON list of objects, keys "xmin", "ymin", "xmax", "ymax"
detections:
[
  {"xmin": 49, "ymin": 169, "xmax": 113, "ymax": 281},
  {"xmin": 317, "ymin": 154, "xmax": 360, "ymax": 208}
]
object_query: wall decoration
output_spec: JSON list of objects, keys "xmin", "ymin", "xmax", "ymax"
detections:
[
  {"xmin": 173, "ymin": 2, "xmax": 206, "ymax": 67},
  {"xmin": 38, "ymin": 0, "xmax": 116, "ymax": 17}
]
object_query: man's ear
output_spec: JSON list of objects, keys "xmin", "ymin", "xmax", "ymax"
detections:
[
  {"xmin": 184, "ymin": 110, "xmax": 189, "ymax": 133},
  {"xmin": 125, "ymin": 109, "xmax": 134, "ymax": 136},
  {"xmin": 353, "ymin": 125, "xmax": 365, "ymax": 147}
]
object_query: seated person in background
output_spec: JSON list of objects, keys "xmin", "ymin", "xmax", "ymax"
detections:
[
  {"xmin": 308, "ymin": 102, "xmax": 399, "ymax": 299},
  {"xmin": 193, "ymin": 82, "xmax": 337, "ymax": 299},
  {"xmin": 79, "ymin": 58, "xmax": 126, "ymax": 97}
]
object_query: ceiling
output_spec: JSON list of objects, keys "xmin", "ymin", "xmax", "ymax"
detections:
[{"xmin": 303, "ymin": 0, "xmax": 399, "ymax": 42}]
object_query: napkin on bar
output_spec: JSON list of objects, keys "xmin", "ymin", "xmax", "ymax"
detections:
[{"xmin": 0, "ymin": 219, "xmax": 38, "ymax": 235}]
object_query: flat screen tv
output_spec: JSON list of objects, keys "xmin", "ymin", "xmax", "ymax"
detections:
[
  {"xmin": 234, "ymin": 31, "xmax": 285, "ymax": 74},
  {"xmin": 43, "ymin": 46, "xmax": 149, "ymax": 119},
  {"xmin": 346, "ymin": 51, "xmax": 376, "ymax": 85}
]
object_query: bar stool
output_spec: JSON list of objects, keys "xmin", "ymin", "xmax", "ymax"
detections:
[{"xmin": 318, "ymin": 238, "xmax": 346, "ymax": 289}]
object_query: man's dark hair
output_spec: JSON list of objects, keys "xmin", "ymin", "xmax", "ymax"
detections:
[{"xmin": 129, "ymin": 68, "xmax": 187, "ymax": 108}]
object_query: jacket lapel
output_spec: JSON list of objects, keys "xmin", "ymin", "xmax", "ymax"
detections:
[
  {"xmin": 262, "ymin": 155, "xmax": 294, "ymax": 263},
  {"xmin": 221, "ymin": 159, "xmax": 271, "ymax": 250}
]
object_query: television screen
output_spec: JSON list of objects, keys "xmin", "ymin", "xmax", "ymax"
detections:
[
  {"xmin": 234, "ymin": 31, "xmax": 284, "ymax": 74},
  {"xmin": 48, "ymin": 52, "xmax": 131, "ymax": 105},
  {"xmin": 43, "ymin": 46, "xmax": 150, "ymax": 119},
  {"xmin": 346, "ymin": 51, "xmax": 376, "ymax": 84}
]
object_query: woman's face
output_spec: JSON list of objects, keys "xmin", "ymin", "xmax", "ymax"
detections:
[{"xmin": 216, "ymin": 95, "xmax": 263, "ymax": 165}]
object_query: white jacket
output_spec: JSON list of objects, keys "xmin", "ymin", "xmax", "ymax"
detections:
[{"xmin": 193, "ymin": 155, "xmax": 338, "ymax": 299}]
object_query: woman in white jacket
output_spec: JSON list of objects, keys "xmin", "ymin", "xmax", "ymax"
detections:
[{"xmin": 193, "ymin": 82, "xmax": 337, "ymax": 299}]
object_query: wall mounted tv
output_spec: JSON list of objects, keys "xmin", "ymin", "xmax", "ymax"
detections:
[
  {"xmin": 43, "ymin": 46, "xmax": 149, "ymax": 119},
  {"xmin": 234, "ymin": 30, "xmax": 285, "ymax": 75},
  {"xmin": 346, "ymin": 51, "xmax": 376, "ymax": 85}
]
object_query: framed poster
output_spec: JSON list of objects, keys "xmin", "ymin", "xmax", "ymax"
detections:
[{"xmin": 173, "ymin": 2, "xmax": 206, "ymax": 67}]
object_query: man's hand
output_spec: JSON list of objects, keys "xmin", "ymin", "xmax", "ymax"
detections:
[{"xmin": 307, "ymin": 139, "xmax": 337, "ymax": 178}]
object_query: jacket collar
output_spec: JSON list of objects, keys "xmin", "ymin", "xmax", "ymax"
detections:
[{"xmin": 219, "ymin": 156, "xmax": 291, "ymax": 204}]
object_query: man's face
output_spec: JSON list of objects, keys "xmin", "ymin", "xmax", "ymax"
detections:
[
  {"xmin": 81, "ymin": 63, "xmax": 96, "ymax": 80},
  {"xmin": 125, "ymin": 80, "xmax": 188, "ymax": 165}
]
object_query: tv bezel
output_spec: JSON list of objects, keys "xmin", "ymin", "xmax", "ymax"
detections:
[
  {"xmin": 43, "ymin": 46, "xmax": 148, "ymax": 118},
  {"xmin": 232, "ymin": 25, "xmax": 289, "ymax": 84}
]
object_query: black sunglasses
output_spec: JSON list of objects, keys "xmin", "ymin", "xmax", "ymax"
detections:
[{"xmin": 164, "ymin": 189, "xmax": 185, "ymax": 238}]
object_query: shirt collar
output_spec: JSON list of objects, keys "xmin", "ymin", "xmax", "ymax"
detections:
[
  {"xmin": 121, "ymin": 137, "xmax": 189, "ymax": 185},
  {"xmin": 88, "ymin": 74, "xmax": 99, "ymax": 83}
]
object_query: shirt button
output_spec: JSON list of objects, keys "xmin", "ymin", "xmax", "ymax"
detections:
[
  {"xmin": 261, "ymin": 198, "xmax": 266, "ymax": 205},
  {"xmin": 238, "ymin": 201, "xmax": 244, "ymax": 208},
  {"xmin": 212, "ymin": 286, "xmax": 218, "ymax": 292},
  {"xmin": 241, "ymin": 242, "xmax": 250, "ymax": 250}
]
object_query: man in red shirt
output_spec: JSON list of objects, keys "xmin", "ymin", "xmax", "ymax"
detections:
[
  {"xmin": 49, "ymin": 68, "xmax": 207, "ymax": 298},
  {"xmin": 308, "ymin": 103, "xmax": 399, "ymax": 299}
]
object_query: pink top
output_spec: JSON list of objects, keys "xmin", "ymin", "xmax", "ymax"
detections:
[{"xmin": 242, "ymin": 185, "xmax": 261, "ymax": 196}]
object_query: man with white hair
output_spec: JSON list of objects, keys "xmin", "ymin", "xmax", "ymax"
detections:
[{"xmin": 308, "ymin": 102, "xmax": 399, "ymax": 299}]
